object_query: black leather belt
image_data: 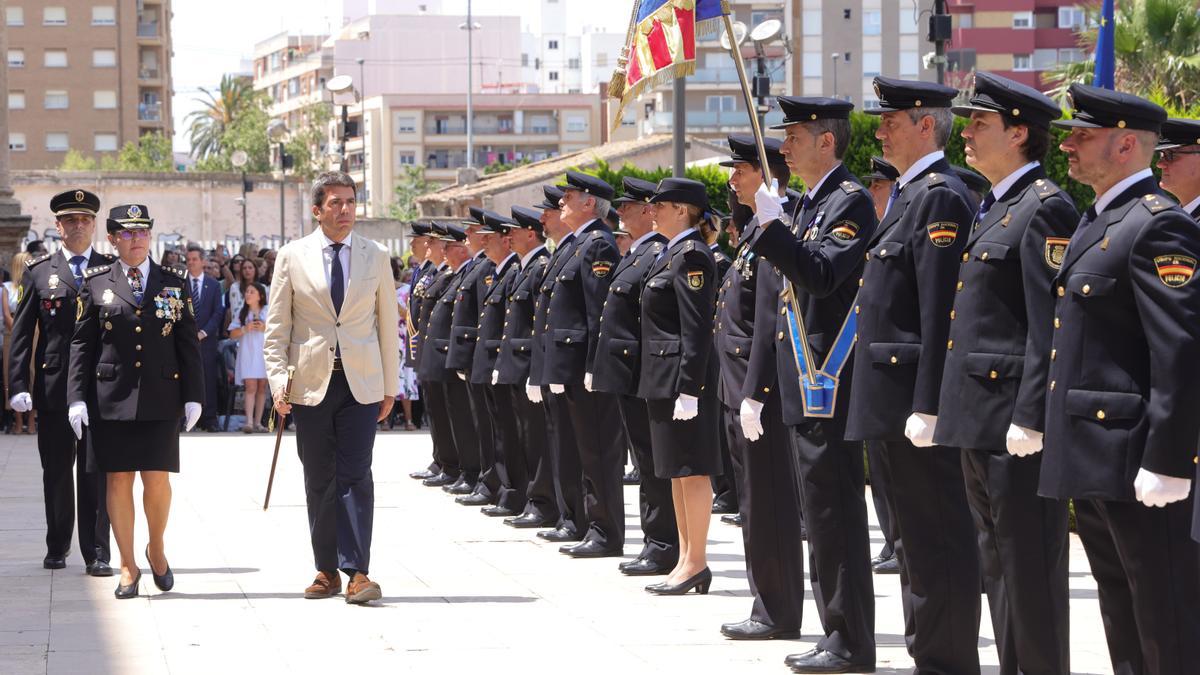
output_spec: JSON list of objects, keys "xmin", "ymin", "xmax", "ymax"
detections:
[{"xmin": 332, "ymin": 357, "xmax": 344, "ymax": 371}]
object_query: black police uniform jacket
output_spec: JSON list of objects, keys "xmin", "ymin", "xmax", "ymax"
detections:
[
  {"xmin": 68, "ymin": 261, "xmax": 204, "ymax": 421},
  {"xmin": 418, "ymin": 260, "xmax": 472, "ymax": 382},
  {"xmin": 715, "ymin": 229, "xmax": 764, "ymax": 408},
  {"xmin": 845, "ymin": 157, "xmax": 975, "ymax": 442},
  {"xmin": 934, "ymin": 167, "xmax": 1079, "ymax": 451},
  {"xmin": 590, "ymin": 233, "xmax": 667, "ymax": 396},
  {"xmin": 405, "ymin": 260, "xmax": 435, "ymax": 367},
  {"xmin": 636, "ymin": 231, "xmax": 718, "ymax": 401},
  {"xmin": 470, "ymin": 254, "xmax": 520, "ymax": 384},
  {"xmin": 1040, "ymin": 177, "xmax": 1200, "ymax": 501},
  {"xmin": 712, "ymin": 245, "xmax": 732, "ymax": 281},
  {"xmin": 496, "ymin": 248, "xmax": 550, "ymax": 386},
  {"xmin": 744, "ymin": 165, "xmax": 877, "ymax": 430},
  {"xmin": 543, "ymin": 220, "xmax": 621, "ymax": 385},
  {"xmin": 529, "ymin": 233, "xmax": 575, "ymax": 387},
  {"xmin": 447, "ymin": 252, "xmax": 496, "ymax": 374},
  {"xmin": 10, "ymin": 250, "xmax": 114, "ymax": 410},
  {"xmin": 412, "ymin": 263, "xmax": 451, "ymax": 370}
]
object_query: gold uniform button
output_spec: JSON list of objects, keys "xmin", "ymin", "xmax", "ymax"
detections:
[
  {"xmin": 956, "ymin": 281, "xmax": 964, "ymax": 291},
  {"xmin": 134, "ymin": 361, "xmax": 141, "ymax": 368},
  {"xmin": 989, "ymin": 370, "xmax": 998, "ymax": 380},
  {"xmin": 950, "ymin": 310, "xmax": 956, "ymax": 320},
  {"xmin": 981, "ymin": 252, "xmax": 989, "ymax": 261},
  {"xmin": 135, "ymin": 344, "xmax": 142, "ymax": 351},
  {"xmin": 1096, "ymin": 410, "xmax": 1106, "ymax": 420},
  {"xmin": 1057, "ymin": 286, "xmax": 1065, "ymax": 297},
  {"xmin": 623, "ymin": 349, "xmax": 629, "ymax": 355},
  {"xmin": 1050, "ymin": 380, "xmax": 1056, "ymax": 390},
  {"xmin": 173, "ymin": 373, "xmax": 179, "ymax": 379},
  {"xmin": 1050, "ymin": 348, "xmax": 1056, "ymax": 361},
  {"xmin": 42, "ymin": 362, "xmax": 47, "ymax": 368},
  {"xmin": 104, "ymin": 322, "xmax": 113, "ymax": 330},
  {"xmin": 762, "ymin": 387, "xmax": 770, "ymax": 394},
  {"xmin": 1082, "ymin": 284, "xmax": 1091, "ymax": 295},
  {"xmin": 135, "ymin": 310, "xmax": 141, "ymax": 316},
  {"xmin": 890, "ymin": 356, "xmax": 898, "ymax": 364},
  {"xmin": 854, "ymin": 306, "xmax": 860, "ymax": 315},
  {"xmin": 135, "ymin": 326, "xmax": 142, "ymax": 333},
  {"xmin": 780, "ymin": 307, "xmax": 787, "ymax": 315},
  {"xmin": 961, "ymin": 253, "xmax": 969, "ymax": 262},
  {"xmin": 858, "ymin": 278, "xmax": 864, "ymax": 287},
  {"xmin": 947, "ymin": 339, "xmax": 954, "ymax": 350},
  {"xmin": 735, "ymin": 347, "xmax": 741, "ymax": 355},
  {"xmin": 1054, "ymin": 318, "xmax": 1061, "ymax": 328},
  {"xmin": 777, "ymin": 331, "xmax": 785, "ymax": 340}
]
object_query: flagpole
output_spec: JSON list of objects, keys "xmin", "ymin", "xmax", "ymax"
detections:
[{"xmin": 720, "ymin": 14, "xmax": 772, "ymax": 184}]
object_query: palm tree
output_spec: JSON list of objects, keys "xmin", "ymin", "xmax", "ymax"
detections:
[
  {"xmin": 186, "ymin": 74, "xmax": 258, "ymax": 159},
  {"xmin": 1046, "ymin": 0, "xmax": 1200, "ymax": 109}
]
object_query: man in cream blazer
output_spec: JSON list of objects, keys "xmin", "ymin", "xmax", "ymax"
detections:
[{"xmin": 265, "ymin": 171, "xmax": 400, "ymax": 605}]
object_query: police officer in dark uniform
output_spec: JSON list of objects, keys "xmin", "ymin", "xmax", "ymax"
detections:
[
  {"xmin": 741, "ymin": 97, "xmax": 878, "ymax": 672},
  {"xmin": 417, "ymin": 224, "xmax": 472, "ymax": 489},
  {"xmin": 950, "ymin": 166, "xmax": 989, "ymax": 212},
  {"xmin": 936, "ymin": 72, "xmax": 1079, "ymax": 675},
  {"xmin": 707, "ymin": 214, "xmax": 738, "ymax": 517},
  {"xmin": 9, "ymin": 189, "xmax": 114, "ymax": 575},
  {"xmin": 406, "ymin": 221, "xmax": 442, "ymax": 481},
  {"xmin": 1156, "ymin": 118, "xmax": 1200, "ymax": 221},
  {"xmin": 847, "ymin": 77, "xmax": 981, "ymax": 675},
  {"xmin": 862, "ymin": 156, "xmax": 899, "ymax": 223},
  {"xmin": 68, "ymin": 204, "xmax": 204, "ymax": 598},
  {"xmin": 715, "ymin": 194, "xmax": 754, "ymax": 529},
  {"xmin": 494, "ymin": 206, "xmax": 557, "ymax": 526},
  {"xmin": 589, "ymin": 176, "xmax": 677, "ymax": 576},
  {"xmin": 469, "ymin": 212, "xmax": 524, "ymax": 515},
  {"xmin": 1044, "ymin": 84, "xmax": 1200, "ymax": 675}
]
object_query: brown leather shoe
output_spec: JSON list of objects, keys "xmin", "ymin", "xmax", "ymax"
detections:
[
  {"xmin": 345, "ymin": 572, "xmax": 382, "ymax": 605},
  {"xmin": 303, "ymin": 570, "xmax": 342, "ymax": 599}
]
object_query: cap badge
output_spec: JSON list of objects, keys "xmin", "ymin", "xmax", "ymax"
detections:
[
  {"xmin": 75, "ymin": 191, "xmax": 85, "ymax": 203},
  {"xmin": 127, "ymin": 205, "xmax": 141, "ymax": 219}
]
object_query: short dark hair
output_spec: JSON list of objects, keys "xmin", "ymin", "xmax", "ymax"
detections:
[
  {"xmin": 769, "ymin": 163, "xmax": 791, "ymax": 188},
  {"xmin": 186, "ymin": 244, "xmax": 206, "ymax": 258},
  {"xmin": 311, "ymin": 171, "xmax": 357, "ymax": 207},
  {"xmin": 1000, "ymin": 116, "xmax": 1051, "ymax": 162},
  {"xmin": 804, "ymin": 118, "xmax": 852, "ymax": 159}
]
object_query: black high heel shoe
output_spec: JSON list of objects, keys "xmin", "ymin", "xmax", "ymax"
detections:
[
  {"xmin": 115, "ymin": 570, "xmax": 142, "ymax": 599},
  {"xmin": 647, "ymin": 567, "xmax": 711, "ymax": 595},
  {"xmin": 146, "ymin": 545, "xmax": 174, "ymax": 592}
]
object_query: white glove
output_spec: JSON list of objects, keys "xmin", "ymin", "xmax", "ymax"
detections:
[
  {"xmin": 1005, "ymin": 424, "xmax": 1043, "ymax": 457},
  {"xmin": 456, "ymin": 371, "xmax": 467, "ymax": 381},
  {"xmin": 525, "ymin": 383, "xmax": 543, "ymax": 403},
  {"xmin": 753, "ymin": 179, "xmax": 784, "ymax": 223},
  {"xmin": 68, "ymin": 401, "xmax": 89, "ymax": 440},
  {"xmin": 9, "ymin": 392, "xmax": 32, "ymax": 413},
  {"xmin": 184, "ymin": 402, "xmax": 202, "ymax": 432},
  {"xmin": 904, "ymin": 412, "xmax": 937, "ymax": 448},
  {"xmin": 491, "ymin": 369, "xmax": 499, "ymax": 386},
  {"xmin": 672, "ymin": 393, "xmax": 699, "ymax": 421},
  {"xmin": 739, "ymin": 397, "xmax": 764, "ymax": 442},
  {"xmin": 549, "ymin": 383, "xmax": 565, "ymax": 394},
  {"xmin": 1133, "ymin": 468, "xmax": 1192, "ymax": 508},
  {"xmin": 584, "ymin": 373, "xmax": 594, "ymax": 392}
]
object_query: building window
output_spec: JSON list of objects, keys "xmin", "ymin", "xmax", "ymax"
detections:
[
  {"xmin": 958, "ymin": 12, "xmax": 974, "ymax": 29},
  {"xmin": 45, "ymin": 90, "xmax": 69, "ymax": 109},
  {"xmin": 899, "ymin": 6, "xmax": 918, "ymax": 34},
  {"xmin": 288, "ymin": 78, "xmax": 299, "ymax": 96},
  {"xmin": 548, "ymin": 39, "xmax": 558, "ymax": 50},
  {"xmin": 566, "ymin": 115, "xmax": 587, "ymax": 132},
  {"xmin": 92, "ymin": 6, "xmax": 116, "ymax": 25},
  {"xmin": 802, "ymin": 10, "xmax": 821, "ymax": 36},
  {"xmin": 9, "ymin": 91, "xmax": 25, "ymax": 109},
  {"xmin": 396, "ymin": 116, "xmax": 416, "ymax": 133},
  {"xmin": 1012, "ymin": 11, "xmax": 1034, "ymax": 29},
  {"xmin": 94, "ymin": 90, "xmax": 117, "ymax": 109},
  {"xmin": 94, "ymin": 133, "xmax": 118, "ymax": 152},
  {"xmin": 596, "ymin": 52, "xmax": 607, "ymax": 68},
  {"xmin": 45, "ymin": 132, "xmax": 69, "ymax": 152},
  {"xmin": 802, "ymin": 52, "xmax": 822, "ymax": 78},
  {"xmin": 549, "ymin": 71, "xmax": 559, "ymax": 81},
  {"xmin": 1058, "ymin": 6, "xmax": 1086, "ymax": 30},
  {"xmin": 862, "ymin": 52, "xmax": 882, "ymax": 78},
  {"xmin": 43, "ymin": 6, "xmax": 67, "ymax": 25},
  {"xmin": 7, "ymin": 49, "xmax": 24, "ymax": 67},
  {"xmin": 93, "ymin": 48, "xmax": 116, "ymax": 67},
  {"xmin": 521, "ymin": 53, "xmax": 529, "ymax": 67},
  {"xmin": 397, "ymin": 151, "xmax": 415, "ymax": 167},
  {"xmin": 1059, "ymin": 48, "xmax": 1085, "ymax": 64},
  {"xmin": 705, "ymin": 95, "xmax": 735, "ymax": 113},
  {"xmin": 863, "ymin": 10, "xmax": 881, "ymax": 36},
  {"xmin": 568, "ymin": 57, "xmax": 580, "ymax": 70},
  {"xmin": 44, "ymin": 49, "xmax": 68, "ymax": 67},
  {"xmin": 10, "ymin": 132, "xmax": 27, "ymax": 152},
  {"xmin": 6, "ymin": 7, "xmax": 23, "ymax": 26},
  {"xmin": 1033, "ymin": 49, "xmax": 1058, "ymax": 70},
  {"xmin": 900, "ymin": 50, "xmax": 919, "ymax": 77},
  {"xmin": 751, "ymin": 10, "xmax": 783, "ymax": 26},
  {"xmin": 1013, "ymin": 54, "xmax": 1033, "ymax": 71}
]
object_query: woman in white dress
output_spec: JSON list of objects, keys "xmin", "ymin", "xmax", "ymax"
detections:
[{"xmin": 228, "ymin": 282, "xmax": 268, "ymax": 432}]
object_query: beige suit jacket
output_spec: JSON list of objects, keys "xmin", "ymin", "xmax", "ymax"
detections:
[{"xmin": 264, "ymin": 229, "xmax": 400, "ymax": 406}]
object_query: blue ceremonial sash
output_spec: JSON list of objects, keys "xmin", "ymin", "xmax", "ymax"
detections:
[{"xmin": 783, "ymin": 284, "xmax": 858, "ymax": 418}]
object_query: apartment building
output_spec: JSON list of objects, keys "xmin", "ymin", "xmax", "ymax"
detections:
[
  {"xmin": 6, "ymin": 0, "xmax": 174, "ymax": 170},
  {"xmin": 946, "ymin": 1, "xmax": 1089, "ymax": 89},
  {"xmin": 251, "ymin": 32, "xmax": 335, "ymax": 138}
]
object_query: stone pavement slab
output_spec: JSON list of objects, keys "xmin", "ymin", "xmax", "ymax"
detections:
[{"xmin": 0, "ymin": 431, "xmax": 1115, "ymax": 674}]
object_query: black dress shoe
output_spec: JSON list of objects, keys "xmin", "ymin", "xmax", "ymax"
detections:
[
  {"xmin": 784, "ymin": 648, "xmax": 874, "ymax": 673},
  {"xmin": 711, "ymin": 499, "xmax": 737, "ymax": 515},
  {"xmin": 872, "ymin": 556, "xmax": 900, "ymax": 574},
  {"xmin": 115, "ymin": 570, "xmax": 142, "ymax": 599},
  {"xmin": 482, "ymin": 505, "xmax": 518, "ymax": 517},
  {"xmin": 422, "ymin": 472, "xmax": 456, "ymax": 487},
  {"xmin": 619, "ymin": 558, "xmax": 674, "ymax": 576},
  {"xmin": 536, "ymin": 527, "xmax": 581, "ymax": 542},
  {"xmin": 720, "ymin": 618, "xmax": 800, "ymax": 640},
  {"xmin": 86, "ymin": 560, "xmax": 114, "ymax": 577},
  {"xmin": 146, "ymin": 546, "xmax": 174, "ymax": 592},
  {"xmin": 43, "ymin": 555, "xmax": 67, "ymax": 570},
  {"xmin": 646, "ymin": 567, "xmax": 711, "ymax": 595},
  {"xmin": 869, "ymin": 552, "xmax": 894, "ymax": 567},
  {"xmin": 455, "ymin": 491, "xmax": 491, "ymax": 506},
  {"xmin": 622, "ymin": 468, "xmax": 641, "ymax": 485},
  {"xmin": 720, "ymin": 513, "xmax": 743, "ymax": 527},
  {"xmin": 444, "ymin": 477, "xmax": 475, "ymax": 495},
  {"xmin": 505, "ymin": 513, "xmax": 556, "ymax": 529},
  {"xmin": 409, "ymin": 468, "xmax": 437, "ymax": 480},
  {"xmin": 559, "ymin": 540, "xmax": 622, "ymax": 558}
]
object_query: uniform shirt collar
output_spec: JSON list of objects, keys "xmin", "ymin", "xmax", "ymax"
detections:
[
  {"xmin": 989, "ymin": 161, "xmax": 1041, "ymax": 202},
  {"xmin": 1183, "ymin": 194, "xmax": 1200, "ymax": 215},
  {"xmin": 60, "ymin": 245, "xmax": 94, "ymax": 264},
  {"xmin": 521, "ymin": 244, "xmax": 546, "ymax": 268},
  {"xmin": 667, "ymin": 227, "xmax": 698, "ymax": 249},
  {"xmin": 452, "ymin": 258, "xmax": 471, "ymax": 274},
  {"xmin": 1094, "ymin": 168, "xmax": 1155, "ymax": 214},
  {"xmin": 805, "ymin": 163, "xmax": 843, "ymax": 200},
  {"xmin": 897, "ymin": 151, "xmax": 946, "ymax": 189},
  {"xmin": 497, "ymin": 252, "xmax": 517, "ymax": 270},
  {"xmin": 118, "ymin": 257, "xmax": 151, "ymax": 281},
  {"xmin": 572, "ymin": 218, "xmax": 599, "ymax": 239},
  {"xmin": 321, "ymin": 230, "xmax": 352, "ymax": 249},
  {"xmin": 436, "ymin": 261, "xmax": 449, "ymax": 272},
  {"xmin": 630, "ymin": 230, "xmax": 659, "ymax": 253}
]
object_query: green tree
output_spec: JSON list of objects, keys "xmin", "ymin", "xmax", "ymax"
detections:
[
  {"xmin": 192, "ymin": 97, "xmax": 273, "ymax": 174},
  {"xmin": 186, "ymin": 74, "xmax": 259, "ymax": 160},
  {"xmin": 59, "ymin": 133, "xmax": 175, "ymax": 172},
  {"xmin": 284, "ymin": 103, "xmax": 334, "ymax": 181},
  {"xmin": 60, "ymin": 149, "xmax": 99, "ymax": 171},
  {"xmin": 389, "ymin": 166, "xmax": 434, "ymax": 220}
]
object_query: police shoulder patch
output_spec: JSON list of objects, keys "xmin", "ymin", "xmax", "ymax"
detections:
[
  {"xmin": 926, "ymin": 222, "xmax": 959, "ymax": 248},
  {"xmin": 26, "ymin": 253, "xmax": 51, "ymax": 268},
  {"xmin": 1033, "ymin": 179, "xmax": 1059, "ymax": 200},
  {"xmin": 591, "ymin": 261, "xmax": 613, "ymax": 278},
  {"xmin": 839, "ymin": 180, "xmax": 862, "ymax": 194},
  {"xmin": 84, "ymin": 265, "xmax": 111, "ymax": 278},
  {"xmin": 1153, "ymin": 254, "xmax": 1196, "ymax": 288},
  {"xmin": 1044, "ymin": 237, "xmax": 1069, "ymax": 270},
  {"xmin": 686, "ymin": 269, "xmax": 705, "ymax": 290},
  {"xmin": 830, "ymin": 220, "xmax": 860, "ymax": 241},
  {"xmin": 925, "ymin": 172, "xmax": 946, "ymax": 187},
  {"xmin": 1141, "ymin": 194, "xmax": 1173, "ymax": 214}
]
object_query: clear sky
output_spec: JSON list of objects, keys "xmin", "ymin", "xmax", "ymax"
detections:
[{"xmin": 170, "ymin": 0, "xmax": 632, "ymax": 153}]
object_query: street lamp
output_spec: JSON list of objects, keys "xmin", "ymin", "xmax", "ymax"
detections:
[
  {"xmin": 326, "ymin": 74, "xmax": 358, "ymax": 172},
  {"xmin": 267, "ymin": 118, "xmax": 289, "ymax": 241},
  {"xmin": 231, "ymin": 149, "xmax": 249, "ymax": 244},
  {"xmin": 748, "ymin": 19, "xmax": 783, "ymax": 131},
  {"xmin": 459, "ymin": 1, "xmax": 482, "ymax": 170}
]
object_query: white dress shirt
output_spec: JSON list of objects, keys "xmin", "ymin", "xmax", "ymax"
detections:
[
  {"xmin": 629, "ymin": 230, "xmax": 660, "ymax": 254},
  {"xmin": 117, "ymin": 257, "xmax": 152, "ymax": 292},
  {"xmin": 1093, "ymin": 168, "xmax": 1155, "ymax": 214},
  {"xmin": 521, "ymin": 244, "xmax": 547, "ymax": 269},
  {"xmin": 320, "ymin": 230, "xmax": 353, "ymax": 290},
  {"xmin": 988, "ymin": 162, "xmax": 1041, "ymax": 202},
  {"xmin": 896, "ymin": 151, "xmax": 947, "ymax": 189},
  {"xmin": 1183, "ymin": 195, "xmax": 1200, "ymax": 215},
  {"xmin": 666, "ymin": 227, "xmax": 698, "ymax": 248}
]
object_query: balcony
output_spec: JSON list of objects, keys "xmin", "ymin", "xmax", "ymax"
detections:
[
  {"xmin": 650, "ymin": 109, "xmax": 785, "ymax": 131},
  {"xmin": 138, "ymin": 102, "xmax": 162, "ymax": 122},
  {"xmin": 424, "ymin": 122, "xmax": 556, "ymax": 136},
  {"xmin": 139, "ymin": 67, "xmax": 160, "ymax": 80}
]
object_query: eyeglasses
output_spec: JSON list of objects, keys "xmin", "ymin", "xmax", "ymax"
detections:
[
  {"xmin": 113, "ymin": 230, "xmax": 151, "ymax": 241},
  {"xmin": 1160, "ymin": 149, "xmax": 1200, "ymax": 163}
]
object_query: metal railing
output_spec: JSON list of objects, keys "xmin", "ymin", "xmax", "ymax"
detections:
[
  {"xmin": 138, "ymin": 102, "xmax": 162, "ymax": 121},
  {"xmin": 136, "ymin": 22, "xmax": 158, "ymax": 38}
]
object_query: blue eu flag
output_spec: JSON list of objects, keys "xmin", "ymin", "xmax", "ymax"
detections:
[{"xmin": 1092, "ymin": 0, "xmax": 1115, "ymax": 89}]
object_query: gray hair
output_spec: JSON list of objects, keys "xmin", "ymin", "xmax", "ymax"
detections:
[
  {"xmin": 592, "ymin": 195, "xmax": 612, "ymax": 219},
  {"xmin": 310, "ymin": 171, "xmax": 357, "ymax": 207},
  {"xmin": 803, "ymin": 118, "xmax": 852, "ymax": 159},
  {"xmin": 906, "ymin": 107, "xmax": 955, "ymax": 148}
]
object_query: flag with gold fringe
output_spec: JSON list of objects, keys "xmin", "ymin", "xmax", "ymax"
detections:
[{"xmin": 609, "ymin": 0, "xmax": 729, "ymax": 131}]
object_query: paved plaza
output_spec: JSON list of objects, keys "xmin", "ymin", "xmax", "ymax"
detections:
[{"xmin": 0, "ymin": 431, "xmax": 1114, "ymax": 674}]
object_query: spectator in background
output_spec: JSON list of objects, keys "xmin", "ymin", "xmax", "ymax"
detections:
[
  {"xmin": 26, "ymin": 240, "xmax": 47, "ymax": 256},
  {"xmin": 261, "ymin": 249, "xmax": 277, "ymax": 286},
  {"xmin": 160, "ymin": 249, "xmax": 181, "ymax": 269},
  {"xmin": 223, "ymin": 254, "xmax": 245, "ymax": 292},
  {"xmin": 3, "ymin": 251, "xmax": 34, "ymax": 434},
  {"xmin": 186, "ymin": 245, "xmax": 224, "ymax": 432},
  {"xmin": 225, "ymin": 257, "xmax": 266, "ymax": 330},
  {"xmin": 204, "ymin": 257, "xmax": 222, "ymax": 281},
  {"xmin": 228, "ymin": 282, "xmax": 269, "ymax": 433},
  {"xmin": 394, "ymin": 265, "xmax": 418, "ymax": 430}
]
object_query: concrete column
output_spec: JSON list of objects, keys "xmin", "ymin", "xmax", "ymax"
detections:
[{"xmin": 0, "ymin": 18, "xmax": 32, "ymax": 254}]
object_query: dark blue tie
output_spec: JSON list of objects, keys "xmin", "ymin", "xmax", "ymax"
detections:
[
  {"xmin": 128, "ymin": 267, "xmax": 144, "ymax": 305},
  {"xmin": 801, "ymin": 194, "xmax": 813, "ymax": 212},
  {"xmin": 975, "ymin": 192, "xmax": 997, "ymax": 226},
  {"xmin": 884, "ymin": 183, "xmax": 901, "ymax": 217},
  {"xmin": 192, "ymin": 278, "xmax": 201, "ymax": 303},
  {"xmin": 69, "ymin": 255, "xmax": 86, "ymax": 285},
  {"xmin": 330, "ymin": 242, "xmax": 345, "ymax": 315}
]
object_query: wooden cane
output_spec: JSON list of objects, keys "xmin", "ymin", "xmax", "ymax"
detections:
[{"xmin": 263, "ymin": 365, "xmax": 295, "ymax": 511}]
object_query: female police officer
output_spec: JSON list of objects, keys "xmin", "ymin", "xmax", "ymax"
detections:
[
  {"xmin": 68, "ymin": 204, "xmax": 203, "ymax": 599},
  {"xmin": 637, "ymin": 178, "xmax": 721, "ymax": 595}
]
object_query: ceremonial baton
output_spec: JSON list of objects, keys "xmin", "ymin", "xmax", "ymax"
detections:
[{"xmin": 263, "ymin": 365, "xmax": 295, "ymax": 511}]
